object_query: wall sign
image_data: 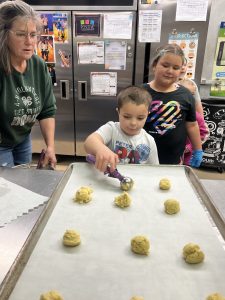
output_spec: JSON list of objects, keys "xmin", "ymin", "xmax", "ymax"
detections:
[{"xmin": 75, "ymin": 14, "xmax": 101, "ymax": 37}]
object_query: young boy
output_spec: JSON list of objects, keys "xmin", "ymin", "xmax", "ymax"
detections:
[{"xmin": 84, "ymin": 86, "xmax": 159, "ymax": 173}]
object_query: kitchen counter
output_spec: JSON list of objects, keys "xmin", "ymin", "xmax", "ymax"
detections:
[
  {"xmin": 0, "ymin": 167, "xmax": 63, "ymax": 289},
  {"xmin": 200, "ymin": 179, "xmax": 225, "ymax": 223}
]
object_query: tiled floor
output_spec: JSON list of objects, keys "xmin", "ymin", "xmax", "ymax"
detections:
[{"xmin": 32, "ymin": 154, "xmax": 225, "ymax": 180}]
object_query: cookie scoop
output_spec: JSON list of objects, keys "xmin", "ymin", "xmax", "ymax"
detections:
[{"xmin": 86, "ymin": 154, "xmax": 134, "ymax": 191}]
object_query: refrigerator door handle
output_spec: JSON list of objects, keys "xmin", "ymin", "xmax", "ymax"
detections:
[
  {"xmin": 78, "ymin": 81, "xmax": 87, "ymax": 101},
  {"xmin": 60, "ymin": 80, "xmax": 70, "ymax": 100}
]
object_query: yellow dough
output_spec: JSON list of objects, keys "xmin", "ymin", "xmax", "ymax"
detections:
[
  {"xmin": 131, "ymin": 235, "xmax": 150, "ymax": 255},
  {"xmin": 159, "ymin": 178, "xmax": 171, "ymax": 190},
  {"xmin": 131, "ymin": 297, "xmax": 144, "ymax": 300},
  {"xmin": 164, "ymin": 199, "xmax": 180, "ymax": 214},
  {"xmin": 63, "ymin": 229, "xmax": 81, "ymax": 247},
  {"xmin": 183, "ymin": 243, "xmax": 205, "ymax": 264},
  {"xmin": 74, "ymin": 186, "xmax": 93, "ymax": 203},
  {"xmin": 206, "ymin": 293, "xmax": 225, "ymax": 300},
  {"xmin": 40, "ymin": 290, "xmax": 63, "ymax": 300},
  {"xmin": 114, "ymin": 192, "xmax": 131, "ymax": 208}
]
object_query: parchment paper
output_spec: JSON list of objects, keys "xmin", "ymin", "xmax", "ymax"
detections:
[
  {"xmin": 8, "ymin": 164, "xmax": 225, "ymax": 300},
  {"xmin": 0, "ymin": 177, "xmax": 48, "ymax": 227}
]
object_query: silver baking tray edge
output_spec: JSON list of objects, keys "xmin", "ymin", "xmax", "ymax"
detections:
[{"xmin": 1, "ymin": 163, "xmax": 225, "ymax": 300}]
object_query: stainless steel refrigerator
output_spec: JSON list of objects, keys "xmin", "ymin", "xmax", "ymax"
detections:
[
  {"xmin": 28, "ymin": 0, "xmax": 138, "ymax": 156},
  {"xmin": 134, "ymin": 0, "xmax": 212, "ymax": 87},
  {"xmin": 29, "ymin": 0, "xmax": 215, "ymax": 157}
]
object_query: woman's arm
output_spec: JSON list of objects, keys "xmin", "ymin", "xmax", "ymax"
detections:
[{"xmin": 39, "ymin": 117, "xmax": 57, "ymax": 168}]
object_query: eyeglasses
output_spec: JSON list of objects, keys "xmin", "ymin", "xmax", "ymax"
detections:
[{"xmin": 9, "ymin": 30, "xmax": 39, "ymax": 41}]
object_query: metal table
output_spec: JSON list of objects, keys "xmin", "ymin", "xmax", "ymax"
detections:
[
  {"xmin": 200, "ymin": 179, "xmax": 225, "ymax": 223},
  {"xmin": 0, "ymin": 167, "xmax": 63, "ymax": 289}
]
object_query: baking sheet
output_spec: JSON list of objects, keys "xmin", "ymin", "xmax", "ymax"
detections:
[
  {"xmin": 7, "ymin": 164, "xmax": 225, "ymax": 300},
  {"xmin": 0, "ymin": 177, "xmax": 48, "ymax": 227}
]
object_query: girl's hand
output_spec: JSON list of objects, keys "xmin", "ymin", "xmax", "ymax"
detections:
[{"xmin": 189, "ymin": 150, "xmax": 203, "ymax": 168}]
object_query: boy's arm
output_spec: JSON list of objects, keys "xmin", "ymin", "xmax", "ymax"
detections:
[{"xmin": 84, "ymin": 132, "xmax": 119, "ymax": 172}]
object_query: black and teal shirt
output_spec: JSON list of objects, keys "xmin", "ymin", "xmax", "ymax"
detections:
[
  {"xmin": 0, "ymin": 54, "xmax": 56, "ymax": 147},
  {"xmin": 143, "ymin": 83, "xmax": 196, "ymax": 164}
]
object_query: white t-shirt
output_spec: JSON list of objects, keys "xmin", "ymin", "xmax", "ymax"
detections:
[{"xmin": 96, "ymin": 121, "xmax": 159, "ymax": 164}]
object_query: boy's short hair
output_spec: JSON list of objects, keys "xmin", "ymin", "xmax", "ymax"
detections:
[{"xmin": 117, "ymin": 86, "xmax": 152, "ymax": 110}]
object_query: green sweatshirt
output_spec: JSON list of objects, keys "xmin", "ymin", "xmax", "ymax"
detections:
[{"xmin": 0, "ymin": 54, "xmax": 56, "ymax": 147}]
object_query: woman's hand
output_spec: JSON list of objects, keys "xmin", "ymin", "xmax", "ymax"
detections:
[{"xmin": 43, "ymin": 146, "xmax": 57, "ymax": 169}]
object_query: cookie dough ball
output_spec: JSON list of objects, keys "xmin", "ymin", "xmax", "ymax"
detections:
[
  {"xmin": 164, "ymin": 199, "xmax": 180, "ymax": 214},
  {"xmin": 206, "ymin": 293, "xmax": 225, "ymax": 300},
  {"xmin": 74, "ymin": 186, "xmax": 93, "ymax": 203},
  {"xmin": 63, "ymin": 229, "xmax": 81, "ymax": 247},
  {"xmin": 131, "ymin": 297, "xmax": 144, "ymax": 300},
  {"xmin": 131, "ymin": 235, "xmax": 150, "ymax": 255},
  {"xmin": 159, "ymin": 178, "xmax": 171, "ymax": 190},
  {"xmin": 40, "ymin": 290, "xmax": 63, "ymax": 300},
  {"xmin": 114, "ymin": 192, "xmax": 131, "ymax": 208},
  {"xmin": 183, "ymin": 243, "xmax": 205, "ymax": 264}
]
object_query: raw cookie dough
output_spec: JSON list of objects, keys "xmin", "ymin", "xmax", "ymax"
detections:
[
  {"xmin": 63, "ymin": 229, "xmax": 81, "ymax": 247},
  {"xmin": 114, "ymin": 191, "xmax": 131, "ymax": 208},
  {"xmin": 159, "ymin": 178, "xmax": 171, "ymax": 190},
  {"xmin": 74, "ymin": 186, "xmax": 93, "ymax": 203},
  {"xmin": 131, "ymin": 235, "xmax": 150, "ymax": 255},
  {"xmin": 164, "ymin": 199, "xmax": 180, "ymax": 214},
  {"xmin": 131, "ymin": 297, "xmax": 144, "ymax": 300},
  {"xmin": 40, "ymin": 290, "xmax": 63, "ymax": 300},
  {"xmin": 206, "ymin": 293, "xmax": 225, "ymax": 300},
  {"xmin": 183, "ymin": 243, "xmax": 205, "ymax": 264}
]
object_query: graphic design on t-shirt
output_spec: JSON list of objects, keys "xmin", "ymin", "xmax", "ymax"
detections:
[
  {"xmin": 146, "ymin": 100, "xmax": 182, "ymax": 135},
  {"xmin": 11, "ymin": 86, "xmax": 41, "ymax": 126},
  {"xmin": 115, "ymin": 141, "xmax": 150, "ymax": 164}
]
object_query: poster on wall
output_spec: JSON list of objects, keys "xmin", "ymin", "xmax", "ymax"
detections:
[
  {"xmin": 39, "ymin": 13, "xmax": 54, "ymax": 35},
  {"xmin": 176, "ymin": 0, "xmax": 208, "ymax": 21},
  {"xmin": 210, "ymin": 22, "xmax": 225, "ymax": 97},
  {"xmin": 75, "ymin": 14, "xmax": 101, "ymax": 37},
  {"xmin": 105, "ymin": 41, "xmax": 127, "ymax": 70},
  {"xmin": 103, "ymin": 12, "xmax": 133, "ymax": 39},
  {"xmin": 77, "ymin": 41, "xmax": 104, "ymax": 64},
  {"xmin": 90, "ymin": 72, "xmax": 117, "ymax": 96},
  {"xmin": 138, "ymin": 10, "xmax": 162, "ymax": 43},
  {"xmin": 52, "ymin": 13, "xmax": 68, "ymax": 43},
  {"xmin": 37, "ymin": 35, "xmax": 55, "ymax": 64},
  {"xmin": 168, "ymin": 32, "xmax": 199, "ymax": 80}
]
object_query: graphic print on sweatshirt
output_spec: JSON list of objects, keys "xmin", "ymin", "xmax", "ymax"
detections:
[
  {"xmin": 146, "ymin": 100, "xmax": 182, "ymax": 135},
  {"xmin": 11, "ymin": 85, "xmax": 41, "ymax": 126},
  {"xmin": 114, "ymin": 140, "xmax": 150, "ymax": 163}
]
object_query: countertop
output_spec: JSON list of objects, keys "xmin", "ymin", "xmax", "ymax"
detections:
[{"xmin": 0, "ymin": 167, "xmax": 63, "ymax": 288}]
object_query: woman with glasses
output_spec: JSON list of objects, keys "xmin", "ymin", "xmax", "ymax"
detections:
[{"xmin": 0, "ymin": 0, "xmax": 57, "ymax": 168}]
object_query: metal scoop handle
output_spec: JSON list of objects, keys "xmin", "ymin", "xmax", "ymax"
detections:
[{"xmin": 86, "ymin": 154, "xmax": 124, "ymax": 181}]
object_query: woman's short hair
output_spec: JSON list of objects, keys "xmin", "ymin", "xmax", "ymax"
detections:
[{"xmin": 0, "ymin": 0, "xmax": 41, "ymax": 74}]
